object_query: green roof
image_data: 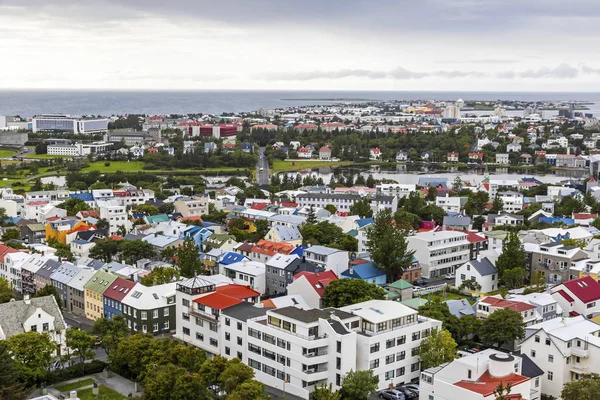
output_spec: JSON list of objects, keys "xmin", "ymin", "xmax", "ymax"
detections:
[
  {"xmin": 346, "ymin": 229, "xmax": 359, "ymax": 238},
  {"xmin": 486, "ymin": 230, "xmax": 509, "ymax": 239},
  {"xmin": 208, "ymin": 233, "xmax": 235, "ymax": 244},
  {"xmin": 27, "ymin": 224, "xmax": 46, "ymax": 231},
  {"xmin": 400, "ymin": 297, "xmax": 429, "ymax": 310},
  {"xmin": 386, "ymin": 291, "xmax": 400, "ymax": 299},
  {"xmin": 84, "ymin": 269, "xmax": 118, "ymax": 294},
  {"xmin": 146, "ymin": 214, "xmax": 170, "ymax": 224},
  {"xmin": 389, "ymin": 279, "xmax": 413, "ymax": 290}
]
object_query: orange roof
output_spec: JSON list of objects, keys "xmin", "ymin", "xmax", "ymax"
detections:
[
  {"xmin": 194, "ymin": 284, "xmax": 260, "ymax": 310},
  {"xmin": 0, "ymin": 244, "xmax": 18, "ymax": 263},
  {"xmin": 251, "ymin": 240, "xmax": 295, "ymax": 256},
  {"xmin": 46, "ymin": 216, "xmax": 61, "ymax": 222},
  {"xmin": 179, "ymin": 216, "xmax": 204, "ymax": 223},
  {"xmin": 111, "ymin": 235, "xmax": 123, "ymax": 241},
  {"xmin": 480, "ymin": 296, "xmax": 536, "ymax": 312},
  {"xmin": 454, "ymin": 371, "xmax": 529, "ymax": 396},
  {"xmin": 78, "ymin": 210, "xmax": 100, "ymax": 218},
  {"xmin": 262, "ymin": 299, "xmax": 276, "ymax": 308}
]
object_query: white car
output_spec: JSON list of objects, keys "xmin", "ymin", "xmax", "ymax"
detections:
[{"xmin": 444, "ymin": 273, "xmax": 455, "ymax": 280}]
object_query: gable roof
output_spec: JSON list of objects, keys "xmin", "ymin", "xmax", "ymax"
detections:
[
  {"xmin": 341, "ymin": 263, "xmax": 384, "ymax": 279},
  {"xmin": 454, "ymin": 370, "xmax": 529, "ymax": 396},
  {"xmin": 84, "ymin": 269, "xmax": 118, "ymax": 294},
  {"xmin": 561, "ymin": 276, "xmax": 600, "ymax": 303},
  {"xmin": 467, "ymin": 257, "xmax": 497, "ymax": 276},
  {"xmin": 389, "ymin": 279, "xmax": 413, "ymax": 290},
  {"xmin": 194, "ymin": 284, "xmax": 260, "ymax": 310},
  {"xmin": 293, "ymin": 270, "xmax": 338, "ymax": 298},
  {"xmin": 103, "ymin": 277, "xmax": 137, "ymax": 302},
  {"xmin": 220, "ymin": 252, "xmax": 248, "ymax": 265},
  {"xmin": 0, "ymin": 295, "xmax": 66, "ymax": 339},
  {"xmin": 480, "ymin": 296, "xmax": 536, "ymax": 312}
]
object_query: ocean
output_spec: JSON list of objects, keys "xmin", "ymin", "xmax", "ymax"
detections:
[{"xmin": 1, "ymin": 90, "xmax": 600, "ymax": 117}]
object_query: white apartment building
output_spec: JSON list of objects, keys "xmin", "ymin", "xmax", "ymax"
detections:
[
  {"xmin": 550, "ymin": 275, "xmax": 600, "ymax": 318},
  {"xmin": 244, "ymin": 300, "xmax": 442, "ymax": 399},
  {"xmin": 488, "ymin": 179, "xmax": 520, "ymax": 199},
  {"xmin": 303, "ymin": 246, "xmax": 350, "ymax": 276},
  {"xmin": 112, "ymin": 189, "xmax": 155, "ymax": 207},
  {"xmin": 220, "ymin": 259, "xmax": 266, "ymax": 295},
  {"xmin": 496, "ymin": 153, "xmax": 510, "ymax": 165},
  {"xmin": 96, "ymin": 199, "xmax": 131, "ymax": 235},
  {"xmin": 407, "ymin": 231, "xmax": 471, "ymax": 278},
  {"xmin": 32, "ymin": 114, "xmax": 108, "ymax": 134},
  {"xmin": 420, "ymin": 349, "xmax": 543, "ymax": 400},
  {"xmin": 376, "ymin": 183, "xmax": 416, "ymax": 199},
  {"xmin": 436, "ymin": 195, "xmax": 467, "ymax": 214},
  {"xmin": 2, "ymin": 252, "xmax": 30, "ymax": 292},
  {"xmin": 521, "ymin": 316, "xmax": 600, "ymax": 399},
  {"xmin": 498, "ymin": 191, "xmax": 524, "ymax": 212},
  {"xmin": 173, "ymin": 196, "xmax": 210, "ymax": 218},
  {"xmin": 296, "ymin": 193, "xmax": 397, "ymax": 214},
  {"xmin": 544, "ymin": 136, "xmax": 568, "ymax": 149}
]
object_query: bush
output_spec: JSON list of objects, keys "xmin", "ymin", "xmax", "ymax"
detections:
[
  {"xmin": 45, "ymin": 360, "xmax": 107, "ymax": 385},
  {"xmin": 104, "ymin": 162, "xmax": 110, "ymax": 167}
]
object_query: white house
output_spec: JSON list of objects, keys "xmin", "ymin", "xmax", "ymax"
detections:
[
  {"xmin": 498, "ymin": 191, "xmax": 524, "ymax": 213},
  {"xmin": 376, "ymin": 183, "xmax": 415, "ymax": 199},
  {"xmin": 96, "ymin": 199, "xmax": 131, "ymax": 235},
  {"xmin": 220, "ymin": 259, "xmax": 266, "ymax": 295},
  {"xmin": 550, "ymin": 275, "xmax": 600, "ymax": 318},
  {"xmin": 407, "ymin": 231, "xmax": 471, "ymax": 278},
  {"xmin": 174, "ymin": 195, "xmax": 210, "ymax": 218},
  {"xmin": 496, "ymin": 153, "xmax": 510, "ymax": 165},
  {"xmin": 454, "ymin": 256, "xmax": 498, "ymax": 293},
  {"xmin": 436, "ymin": 195, "xmax": 467, "ymax": 214},
  {"xmin": 303, "ymin": 245, "xmax": 349, "ymax": 276},
  {"xmin": 287, "ymin": 270, "xmax": 338, "ymax": 309}
]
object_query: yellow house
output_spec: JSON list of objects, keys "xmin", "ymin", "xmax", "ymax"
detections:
[
  {"xmin": 84, "ymin": 269, "xmax": 118, "ymax": 321},
  {"xmin": 45, "ymin": 220, "xmax": 94, "ymax": 245}
]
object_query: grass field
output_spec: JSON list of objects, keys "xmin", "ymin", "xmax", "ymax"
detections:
[
  {"xmin": 0, "ymin": 149, "xmax": 17, "ymax": 158},
  {"xmin": 77, "ymin": 385, "xmax": 125, "ymax": 400},
  {"xmin": 56, "ymin": 378, "xmax": 94, "ymax": 392},
  {"xmin": 272, "ymin": 159, "xmax": 351, "ymax": 172},
  {"xmin": 82, "ymin": 161, "xmax": 145, "ymax": 173},
  {"xmin": 415, "ymin": 291, "xmax": 475, "ymax": 305},
  {"xmin": 24, "ymin": 153, "xmax": 73, "ymax": 159}
]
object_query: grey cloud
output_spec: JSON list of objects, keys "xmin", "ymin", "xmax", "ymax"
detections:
[
  {"xmin": 265, "ymin": 67, "xmax": 483, "ymax": 81},
  {"xmin": 580, "ymin": 64, "xmax": 600, "ymax": 74},
  {"xmin": 519, "ymin": 63, "xmax": 579, "ymax": 78},
  {"xmin": 496, "ymin": 71, "xmax": 516, "ymax": 79}
]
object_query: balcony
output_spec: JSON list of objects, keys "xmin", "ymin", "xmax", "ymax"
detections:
[
  {"xmin": 570, "ymin": 364, "xmax": 589, "ymax": 374},
  {"xmin": 571, "ymin": 346, "xmax": 589, "ymax": 358},
  {"xmin": 302, "ymin": 364, "xmax": 328, "ymax": 374},
  {"xmin": 188, "ymin": 307, "xmax": 218, "ymax": 322},
  {"xmin": 303, "ymin": 349, "xmax": 328, "ymax": 358}
]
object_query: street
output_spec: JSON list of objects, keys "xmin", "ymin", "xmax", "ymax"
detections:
[
  {"xmin": 257, "ymin": 146, "xmax": 271, "ymax": 185},
  {"xmin": 63, "ymin": 309, "xmax": 96, "ymax": 331}
]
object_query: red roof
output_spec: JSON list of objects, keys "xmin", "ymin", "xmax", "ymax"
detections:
[
  {"xmin": 298, "ymin": 147, "xmax": 310, "ymax": 153},
  {"xmin": 293, "ymin": 270, "xmax": 338, "ymax": 298},
  {"xmin": 0, "ymin": 245, "xmax": 18, "ymax": 263},
  {"xmin": 194, "ymin": 284, "xmax": 259, "ymax": 310},
  {"xmin": 480, "ymin": 296, "xmax": 536, "ymax": 312},
  {"xmin": 454, "ymin": 371, "xmax": 529, "ymax": 396},
  {"xmin": 556, "ymin": 289, "xmax": 574, "ymax": 303},
  {"xmin": 78, "ymin": 210, "xmax": 100, "ymax": 218},
  {"xmin": 371, "ymin": 148, "xmax": 381, "ymax": 154},
  {"xmin": 223, "ymin": 143, "xmax": 236, "ymax": 148},
  {"xmin": 110, "ymin": 234, "xmax": 123, "ymax": 241},
  {"xmin": 561, "ymin": 276, "xmax": 600, "ymax": 303},
  {"xmin": 280, "ymin": 202, "xmax": 298, "ymax": 208},
  {"xmin": 179, "ymin": 216, "xmax": 204, "ymax": 223},
  {"xmin": 319, "ymin": 146, "xmax": 331, "ymax": 153},
  {"xmin": 573, "ymin": 213, "xmax": 597, "ymax": 219},
  {"xmin": 468, "ymin": 152, "xmax": 484, "ymax": 159},
  {"xmin": 28, "ymin": 201, "xmax": 48, "ymax": 206},
  {"xmin": 104, "ymin": 277, "xmax": 137, "ymax": 302},
  {"xmin": 250, "ymin": 202, "xmax": 269, "ymax": 211},
  {"xmin": 444, "ymin": 227, "xmax": 487, "ymax": 243}
]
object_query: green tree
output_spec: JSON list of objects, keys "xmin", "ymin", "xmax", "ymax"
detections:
[
  {"xmin": 1, "ymin": 228, "xmax": 20, "ymax": 241},
  {"xmin": 480, "ymin": 308, "xmax": 525, "ymax": 347},
  {"xmin": 120, "ymin": 239, "xmax": 156, "ymax": 265},
  {"xmin": 0, "ymin": 342, "xmax": 28, "ymax": 400},
  {"xmin": 340, "ymin": 369, "xmax": 379, "ymax": 400},
  {"xmin": 47, "ymin": 238, "xmax": 75, "ymax": 262},
  {"xmin": 0, "ymin": 277, "xmax": 15, "ymax": 303},
  {"xmin": 89, "ymin": 238, "xmax": 121, "ymax": 263},
  {"xmin": 228, "ymin": 380, "xmax": 268, "ymax": 400},
  {"xmin": 142, "ymin": 363, "xmax": 186, "ymax": 400},
  {"xmin": 561, "ymin": 373, "xmax": 600, "ymax": 400},
  {"xmin": 219, "ymin": 358, "xmax": 255, "ymax": 395},
  {"xmin": 199, "ymin": 355, "xmax": 229, "ymax": 394},
  {"xmin": 141, "ymin": 266, "xmax": 181, "ymax": 286},
  {"xmin": 452, "ymin": 176, "xmax": 464, "ymax": 193},
  {"xmin": 310, "ymin": 384, "xmax": 342, "ymax": 400},
  {"xmin": 394, "ymin": 210, "xmax": 421, "ymax": 230},
  {"xmin": 418, "ymin": 299, "xmax": 461, "ymax": 342},
  {"xmin": 91, "ymin": 315, "xmax": 129, "ymax": 356},
  {"xmin": 367, "ymin": 209, "xmax": 415, "ymax": 282},
  {"xmin": 458, "ymin": 314, "xmax": 482, "ymax": 343},
  {"xmin": 561, "ymin": 238, "xmax": 587, "ymax": 249},
  {"xmin": 135, "ymin": 204, "xmax": 160, "ymax": 216},
  {"xmin": 109, "ymin": 334, "xmax": 155, "ymax": 381},
  {"xmin": 30, "ymin": 178, "xmax": 43, "ymax": 191},
  {"xmin": 501, "ymin": 267, "xmax": 528, "ymax": 290},
  {"xmin": 6, "ymin": 331, "xmax": 55, "ymax": 386},
  {"xmin": 322, "ymin": 279, "xmax": 386, "ymax": 308},
  {"xmin": 349, "ymin": 198, "xmax": 373, "ymax": 218},
  {"xmin": 426, "ymin": 185, "xmax": 437, "ymax": 201},
  {"xmin": 96, "ymin": 218, "xmax": 110, "ymax": 230},
  {"xmin": 176, "ymin": 239, "xmax": 203, "ymax": 278},
  {"xmin": 172, "ymin": 372, "xmax": 210, "ymax": 400},
  {"xmin": 490, "ymin": 196, "xmax": 504, "ymax": 214},
  {"xmin": 65, "ymin": 328, "xmax": 96, "ymax": 374},
  {"xmin": 306, "ymin": 205, "xmax": 317, "ymax": 224},
  {"xmin": 494, "ymin": 382, "xmax": 520, "ymax": 400},
  {"xmin": 495, "ymin": 231, "xmax": 525, "ymax": 278},
  {"xmin": 58, "ymin": 198, "xmax": 90, "ymax": 216},
  {"xmin": 419, "ymin": 328, "xmax": 458, "ymax": 369},
  {"xmin": 34, "ymin": 285, "xmax": 62, "ymax": 310},
  {"xmin": 330, "ymin": 235, "xmax": 358, "ymax": 252},
  {"xmin": 300, "ymin": 221, "xmax": 346, "ymax": 247},
  {"xmin": 324, "ymin": 204, "xmax": 337, "ymax": 215}
]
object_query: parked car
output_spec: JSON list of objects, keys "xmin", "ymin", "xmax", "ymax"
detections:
[
  {"xmin": 444, "ymin": 273, "xmax": 455, "ymax": 280},
  {"xmin": 413, "ymin": 279, "xmax": 426, "ymax": 286},
  {"xmin": 402, "ymin": 384, "xmax": 419, "ymax": 394},
  {"xmin": 379, "ymin": 389, "xmax": 405, "ymax": 400},
  {"xmin": 395, "ymin": 387, "xmax": 418, "ymax": 399}
]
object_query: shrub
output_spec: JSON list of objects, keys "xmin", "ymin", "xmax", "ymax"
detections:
[
  {"xmin": 45, "ymin": 360, "xmax": 107, "ymax": 385},
  {"xmin": 104, "ymin": 162, "xmax": 110, "ymax": 167}
]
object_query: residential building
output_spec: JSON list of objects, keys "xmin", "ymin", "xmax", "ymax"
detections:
[
  {"xmin": 550, "ymin": 276, "xmax": 600, "ymax": 318},
  {"xmin": 319, "ymin": 147, "xmax": 331, "ymax": 160},
  {"xmin": 2, "ymin": 251, "xmax": 30, "ymax": 293},
  {"xmin": 446, "ymin": 298, "xmax": 476, "ymax": 318},
  {"xmin": 340, "ymin": 263, "xmax": 386, "ymax": 285},
  {"xmin": 287, "ymin": 270, "xmax": 338, "ymax": 309},
  {"xmin": 251, "ymin": 240, "xmax": 296, "ymax": 263},
  {"xmin": 298, "ymin": 147, "xmax": 312, "ymax": 159},
  {"xmin": 20, "ymin": 254, "xmax": 52, "ymax": 296},
  {"xmin": 121, "ymin": 282, "xmax": 176, "ymax": 335},
  {"xmin": 174, "ymin": 195, "xmax": 210, "ymax": 218},
  {"xmin": 407, "ymin": 231, "xmax": 471, "ymax": 278},
  {"xmin": 506, "ymin": 293, "xmax": 562, "ymax": 322},
  {"xmin": 221, "ymin": 259, "xmax": 266, "ymax": 294},
  {"xmin": 34, "ymin": 259, "xmax": 61, "ymax": 293},
  {"xmin": 530, "ymin": 243, "xmax": 587, "ymax": 285},
  {"xmin": 96, "ymin": 199, "xmax": 131, "ymax": 235},
  {"xmin": 488, "ymin": 179, "xmax": 520, "ymax": 199},
  {"xmin": 498, "ymin": 191, "xmax": 524, "ymax": 213},
  {"xmin": 103, "ymin": 277, "xmax": 137, "ymax": 319},
  {"xmin": 264, "ymin": 224, "xmax": 303, "ymax": 245},
  {"xmin": 220, "ymin": 302, "xmax": 268, "ymax": 362},
  {"xmin": 49, "ymin": 262, "xmax": 81, "ymax": 310},
  {"xmin": 447, "ymin": 152, "xmax": 459, "ymax": 163},
  {"xmin": 66, "ymin": 267, "xmax": 95, "ymax": 316},
  {"xmin": 395, "ymin": 151, "xmax": 408, "ymax": 162},
  {"xmin": 265, "ymin": 254, "xmax": 304, "ymax": 297},
  {"xmin": 83, "ymin": 269, "xmax": 118, "ymax": 321},
  {"xmin": 496, "ymin": 153, "xmax": 510, "ymax": 165},
  {"xmin": 454, "ymin": 256, "xmax": 498, "ymax": 293},
  {"xmin": 436, "ymin": 195, "xmax": 467, "ymax": 214},
  {"xmin": 303, "ymin": 245, "xmax": 350, "ymax": 276},
  {"xmin": 485, "ymin": 213, "xmax": 524, "ymax": 231},
  {"xmin": 297, "ymin": 192, "xmax": 397, "ymax": 214},
  {"xmin": 555, "ymin": 154, "xmax": 587, "ymax": 169}
]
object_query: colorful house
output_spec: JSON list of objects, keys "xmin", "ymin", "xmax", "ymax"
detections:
[
  {"xmin": 45, "ymin": 220, "xmax": 95, "ymax": 245},
  {"xmin": 84, "ymin": 269, "xmax": 118, "ymax": 321}
]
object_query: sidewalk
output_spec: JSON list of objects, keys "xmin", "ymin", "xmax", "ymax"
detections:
[{"xmin": 28, "ymin": 371, "xmax": 142, "ymax": 399}]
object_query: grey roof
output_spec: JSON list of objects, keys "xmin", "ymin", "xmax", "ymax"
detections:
[
  {"xmin": 0, "ymin": 296, "xmax": 66, "ymax": 339},
  {"xmin": 519, "ymin": 354, "xmax": 544, "ymax": 378},
  {"xmin": 297, "ymin": 193, "xmax": 362, "ymax": 201},
  {"xmin": 50, "ymin": 263, "xmax": 81, "ymax": 285},
  {"xmin": 329, "ymin": 319, "xmax": 350, "ymax": 335},
  {"xmin": 36, "ymin": 259, "xmax": 61, "ymax": 279},
  {"xmin": 487, "ymin": 213, "xmax": 524, "ymax": 223},
  {"xmin": 446, "ymin": 299, "xmax": 476, "ymax": 318},
  {"xmin": 443, "ymin": 215, "xmax": 472, "ymax": 226},
  {"xmin": 468, "ymin": 257, "xmax": 497, "ymax": 276},
  {"xmin": 222, "ymin": 302, "xmax": 268, "ymax": 321},
  {"xmin": 178, "ymin": 275, "xmax": 215, "ymax": 289},
  {"xmin": 270, "ymin": 306, "xmax": 354, "ymax": 323},
  {"xmin": 305, "ymin": 245, "xmax": 343, "ymax": 256},
  {"xmin": 68, "ymin": 267, "xmax": 96, "ymax": 291},
  {"xmin": 272, "ymin": 225, "xmax": 302, "ymax": 241}
]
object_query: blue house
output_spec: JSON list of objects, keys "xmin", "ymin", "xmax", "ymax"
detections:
[
  {"xmin": 341, "ymin": 263, "xmax": 386, "ymax": 285},
  {"xmin": 103, "ymin": 277, "xmax": 137, "ymax": 319},
  {"xmin": 70, "ymin": 192, "xmax": 95, "ymax": 208},
  {"xmin": 219, "ymin": 252, "xmax": 249, "ymax": 270}
]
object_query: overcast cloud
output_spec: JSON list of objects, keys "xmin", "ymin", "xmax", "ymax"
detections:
[{"xmin": 1, "ymin": 0, "xmax": 600, "ymax": 90}]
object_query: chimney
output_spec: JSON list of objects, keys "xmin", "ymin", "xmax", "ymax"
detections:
[{"xmin": 24, "ymin": 294, "xmax": 30, "ymax": 304}]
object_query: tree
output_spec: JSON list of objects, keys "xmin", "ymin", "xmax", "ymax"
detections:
[
  {"xmin": 58, "ymin": 198, "xmax": 90, "ymax": 216},
  {"xmin": 219, "ymin": 358, "xmax": 255, "ymax": 395},
  {"xmin": 120, "ymin": 239, "xmax": 156, "ymax": 265},
  {"xmin": 172, "ymin": 372, "xmax": 211, "ymax": 400},
  {"xmin": 91, "ymin": 315, "xmax": 129, "ymax": 356},
  {"xmin": 141, "ymin": 266, "xmax": 181, "ymax": 286},
  {"xmin": 109, "ymin": 334, "xmax": 155, "ymax": 381},
  {"xmin": 480, "ymin": 308, "xmax": 525, "ymax": 347},
  {"xmin": 307, "ymin": 205, "xmax": 317, "ymax": 224},
  {"xmin": 561, "ymin": 238, "xmax": 587, "ymax": 249},
  {"xmin": 494, "ymin": 382, "xmax": 521, "ymax": 400},
  {"xmin": 324, "ymin": 204, "xmax": 337, "ymax": 215},
  {"xmin": 527, "ymin": 270, "xmax": 547, "ymax": 293},
  {"xmin": 367, "ymin": 209, "xmax": 415, "ymax": 282},
  {"xmin": 495, "ymin": 232, "xmax": 525, "ymax": 278},
  {"xmin": 176, "ymin": 239, "xmax": 203, "ymax": 278},
  {"xmin": 459, "ymin": 280, "xmax": 482, "ymax": 291},
  {"xmin": 96, "ymin": 218, "xmax": 110, "ymax": 230},
  {"xmin": 89, "ymin": 238, "xmax": 121, "ymax": 263},
  {"xmin": 199, "ymin": 355, "xmax": 229, "ymax": 394},
  {"xmin": 135, "ymin": 204, "xmax": 160, "ymax": 216},
  {"xmin": 0, "ymin": 342, "xmax": 27, "ymax": 400},
  {"xmin": 310, "ymin": 384, "xmax": 341, "ymax": 400},
  {"xmin": 452, "ymin": 176, "xmax": 464, "ymax": 193},
  {"xmin": 458, "ymin": 314, "xmax": 482, "ymax": 343},
  {"xmin": 142, "ymin": 363, "xmax": 186, "ymax": 400},
  {"xmin": 0, "ymin": 277, "xmax": 14, "ymax": 303},
  {"xmin": 228, "ymin": 380, "xmax": 268, "ymax": 400},
  {"xmin": 472, "ymin": 215, "xmax": 485, "ymax": 231},
  {"xmin": 561, "ymin": 373, "xmax": 600, "ymax": 400},
  {"xmin": 340, "ymin": 369, "xmax": 379, "ymax": 400},
  {"xmin": 331, "ymin": 235, "xmax": 358, "ymax": 252},
  {"xmin": 322, "ymin": 279, "xmax": 386, "ymax": 308},
  {"xmin": 65, "ymin": 328, "xmax": 96, "ymax": 374},
  {"xmin": 34, "ymin": 285, "xmax": 62, "ymax": 310},
  {"xmin": 30, "ymin": 178, "xmax": 43, "ymax": 191},
  {"xmin": 419, "ymin": 328, "xmax": 458, "ymax": 369},
  {"xmin": 502, "ymin": 267, "xmax": 528, "ymax": 290},
  {"xmin": 426, "ymin": 185, "xmax": 437, "ymax": 201},
  {"xmin": 349, "ymin": 199, "xmax": 373, "ymax": 218},
  {"xmin": 300, "ymin": 221, "xmax": 347, "ymax": 247},
  {"xmin": 418, "ymin": 299, "xmax": 461, "ymax": 342},
  {"xmin": 47, "ymin": 238, "xmax": 75, "ymax": 262},
  {"xmin": 490, "ymin": 196, "xmax": 504, "ymax": 214},
  {"xmin": 1, "ymin": 228, "xmax": 20, "ymax": 241},
  {"xmin": 6, "ymin": 331, "xmax": 55, "ymax": 386},
  {"xmin": 394, "ymin": 210, "xmax": 421, "ymax": 230}
]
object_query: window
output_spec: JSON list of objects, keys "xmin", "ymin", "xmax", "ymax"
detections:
[
  {"xmin": 545, "ymin": 338, "xmax": 551, "ymax": 346},
  {"xmin": 210, "ymin": 338, "xmax": 218, "ymax": 347},
  {"xmin": 460, "ymin": 274, "xmax": 466, "ymax": 280},
  {"xmin": 412, "ymin": 331, "xmax": 421, "ymax": 341},
  {"xmin": 164, "ymin": 321, "xmax": 169, "ymax": 330},
  {"xmin": 336, "ymin": 357, "xmax": 341, "ymax": 370},
  {"xmin": 411, "ymin": 362, "xmax": 420, "ymax": 372},
  {"xmin": 370, "ymin": 343, "xmax": 380, "ymax": 353},
  {"xmin": 225, "ymin": 318, "xmax": 230, "ymax": 326},
  {"xmin": 249, "ymin": 359, "xmax": 261, "ymax": 370},
  {"xmin": 548, "ymin": 355, "xmax": 554, "ymax": 363},
  {"xmin": 225, "ymin": 332, "xmax": 230, "ymax": 341},
  {"xmin": 30, "ymin": 325, "xmax": 37, "ymax": 332},
  {"xmin": 336, "ymin": 374, "xmax": 341, "ymax": 387},
  {"xmin": 396, "ymin": 367, "xmax": 405, "ymax": 377},
  {"xmin": 397, "ymin": 335, "xmax": 406, "ymax": 345},
  {"xmin": 386, "ymin": 338, "xmax": 395, "ymax": 349},
  {"xmin": 141, "ymin": 311, "xmax": 147, "ymax": 320},
  {"xmin": 153, "ymin": 310, "xmax": 158, "ymax": 319},
  {"xmin": 531, "ymin": 350, "xmax": 536, "ymax": 358},
  {"xmin": 182, "ymin": 298, "xmax": 190, "ymax": 307},
  {"xmin": 337, "ymin": 341, "xmax": 342, "ymax": 353},
  {"xmin": 369, "ymin": 359, "xmax": 379, "ymax": 369},
  {"xmin": 535, "ymin": 335, "xmax": 540, "ymax": 343},
  {"xmin": 182, "ymin": 327, "xmax": 190, "ymax": 336},
  {"xmin": 237, "ymin": 352, "xmax": 243, "ymax": 360},
  {"xmin": 42, "ymin": 323, "xmax": 49, "ymax": 332},
  {"xmin": 397, "ymin": 351, "xmax": 405, "ymax": 360},
  {"xmin": 468, "ymin": 370, "xmax": 472, "ymax": 379},
  {"xmin": 164, "ymin": 307, "xmax": 169, "ymax": 317},
  {"xmin": 196, "ymin": 333, "xmax": 203, "ymax": 341},
  {"xmin": 385, "ymin": 370, "xmax": 394, "ymax": 380},
  {"xmin": 386, "ymin": 354, "xmax": 395, "ymax": 365},
  {"xmin": 237, "ymin": 322, "xmax": 243, "ymax": 331},
  {"xmin": 411, "ymin": 347, "xmax": 420, "ymax": 356},
  {"xmin": 153, "ymin": 323, "xmax": 158, "ymax": 332},
  {"xmin": 225, "ymin": 347, "xmax": 230, "ymax": 356},
  {"xmin": 548, "ymin": 371, "xmax": 553, "ymax": 381},
  {"xmin": 237, "ymin": 337, "xmax": 243, "ymax": 346}
]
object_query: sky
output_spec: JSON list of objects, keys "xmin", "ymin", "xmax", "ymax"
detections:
[{"xmin": 1, "ymin": 0, "xmax": 600, "ymax": 91}]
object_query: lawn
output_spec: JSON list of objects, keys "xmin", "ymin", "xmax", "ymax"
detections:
[
  {"xmin": 77, "ymin": 385, "xmax": 125, "ymax": 400},
  {"xmin": 0, "ymin": 149, "xmax": 17, "ymax": 158},
  {"xmin": 82, "ymin": 161, "xmax": 145, "ymax": 173},
  {"xmin": 56, "ymin": 378, "xmax": 94, "ymax": 392},
  {"xmin": 24, "ymin": 153, "xmax": 73, "ymax": 159},
  {"xmin": 419, "ymin": 291, "xmax": 475, "ymax": 305},
  {"xmin": 272, "ymin": 159, "xmax": 351, "ymax": 172}
]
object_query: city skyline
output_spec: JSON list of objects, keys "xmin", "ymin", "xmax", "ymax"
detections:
[{"xmin": 2, "ymin": 0, "xmax": 600, "ymax": 91}]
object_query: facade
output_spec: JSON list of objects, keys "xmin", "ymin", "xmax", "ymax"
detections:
[
  {"xmin": 454, "ymin": 256, "xmax": 498, "ymax": 293},
  {"xmin": 340, "ymin": 263, "xmax": 386, "ymax": 285},
  {"xmin": 496, "ymin": 153, "xmax": 510, "ymax": 165},
  {"xmin": 297, "ymin": 192, "xmax": 397, "ymax": 214},
  {"xmin": 49, "ymin": 262, "xmax": 81, "ymax": 310},
  {"xmin": 436, "ymin": 195, "xmax": 467, "ymax": 214},
  {"xmin": 32, "ymin": 114, "xmax": 108, "ymax": 134},
  {"xmin": 303, "ymin": 245, "xmax": 350, "ymax": 276},
  {"xmin": 221, "ymin": 259, "xmax": 266, "ymax": 294},
  {"xmin": 83, "ymin": 269, "xmax": 118, "ymax": 321},
  {"xmin": 407, "ymin": 231, "xmax": 471, "ymax": 278},
  {"xmin": 498, "ymin": 191, "xmax": 524, "ymax": 213},
  {"xmin": 550, "ymin": 275, "xmax": 600, "ymax": 318},
  {"xmin": 319, "ymin": 147, "xmax": 331, "ymax": 160},
  {"xmin": 67, "ymin": 267, "xmax": 95, "ymax": 316},
  {"xmin": 530, "ymin": 243, "xmax": 587, "ymax": 285},
  {"xmin": 287, "ymin": 270, "xmax": 338, "ymax": 309},
  {"xmin": 376, "ymin": 183, "xmax": 416, "ymax": 199},
  {"xmin": 174, "ymin": 195, "xmax": 210, "ymax": 218},
  {"xmin": 121, "ymin": 283, "xmax": 176, "ymax": 335},
  {"xmin": 103, "ymin": 277, "xmax": 137, "ymax": 319},
  {"xmin": 265, "ymin": 254, "xmax": 303, "ymax": 297},
  {"xmin": 96, "ymin": 199, "xmax": 131, "ymax": 235}
]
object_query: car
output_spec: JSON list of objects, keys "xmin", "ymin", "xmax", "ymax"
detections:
[
  {"xmin": 413, "ymin": 279, "xmax": 426, "ymax": 286},
  {"xmin": 395, "ymin": 387, "xmax": 418, "ymax": 399},
  {"xmin": 444, "ymin": 273, "xmax": 455, "ymax": 280},
  {"xmin": 402, "ymin": 384, "xmax": 419, "ymax": 393},
  {"xmin": 379, "ymin": 389, "xmax": 405, "ymax": 400}
]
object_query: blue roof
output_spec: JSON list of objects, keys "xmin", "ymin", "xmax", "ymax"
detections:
[
  {"xmin": 539, "ymin": 216, "xmax": 575, "ymax": 225},
  {"xmin": 71, "ymin": 193, "xmax": 94, "ymax": 202},
  {"xmin": 521, "ymin": 177, "xmax": 543, "ymax": 184},
  {"xmin": 356, "ymin": 218, "xmax": 374, "ymax": 229},
  {"xmin": 201, "ymin": 221, "xmax": 221, "ymax": 227},
  {"xmin": 146, "ymin": 214, "xmax": 170, "ymax": 224},
  {"xmin": 291, "ymin": 245, "xmax": 306, "ymax": 257},
  {"xmin": 341, "ymin": 263, "xmax": 385, "ymax": 279},
  {"xmin": 5, "ymin": 217, "xmax": 21, "ymax": 224},
  {"xmin": 219, "ymin": 252, "xmax": 248, "ymax": 265}
]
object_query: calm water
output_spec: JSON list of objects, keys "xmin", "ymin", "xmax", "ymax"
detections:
[{"xmin": 0, "ymin": 90, "xmax": 599, "ymax": 116}]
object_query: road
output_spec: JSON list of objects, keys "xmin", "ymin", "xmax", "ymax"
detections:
[
  {"xmin": 63, "ymin": 310, "xmax": 96, "ymax": 331},
  {"xmin": 257, "ymin": 146, "xmax": 271, "ymax": 185}
]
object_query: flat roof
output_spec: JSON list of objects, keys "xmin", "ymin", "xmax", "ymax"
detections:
[{"xmin": 339, "ymin": 299, "xmax": 416, "ymax": 324}]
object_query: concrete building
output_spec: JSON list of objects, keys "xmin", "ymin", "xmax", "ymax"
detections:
[
  {"xmin": 287, "ymin": 270, "xmax": 338, "ymax": 309},
  {"xmin": 436, "ymin": 195, "xmax": 467, "ymax": 214},
  {"xmin": 530, "ymin": 243, "xmax": 587, "ymax": 285},
  {"xmin": 496, "ymin": 153, "xmax": 510, "ymax": 165},
  {"xmin": 498, "ymin": 191, "xmax": 524, "ymax": 213},
  {"xmin": 376, "ymin": 183, "xmax": 416, "ymax": 199},
  {"xmin": 303, "ymin": 245, "xmax": 350, "ymax": 276},
  {"xmin": 107, "ymin": 130, "xmax": 160, "ymax": 146},
  {"xmin": 550, "ymin": 275, "xmax": 600, "ymax": 318},
  {"xmin": 407, "ymin": 231, "xmax": 471, "ymax": 278},
  {"xmin": 296, "ymin": 193, "xmax": 397, "ymax": 214},
  {"xmin": 32, "ymin": 114, "xmax": 108, "ymax": 134},
  {"xmin": 121, "ymin": 282, "xmax": 176, "ymax": 335},
  {"xmin": 174, "ymin": 196, "xmax": 210, "ymax": 218},
  {"xmin": 96, "ymin": 199, "xmax": 131, "ymax": 235}
]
